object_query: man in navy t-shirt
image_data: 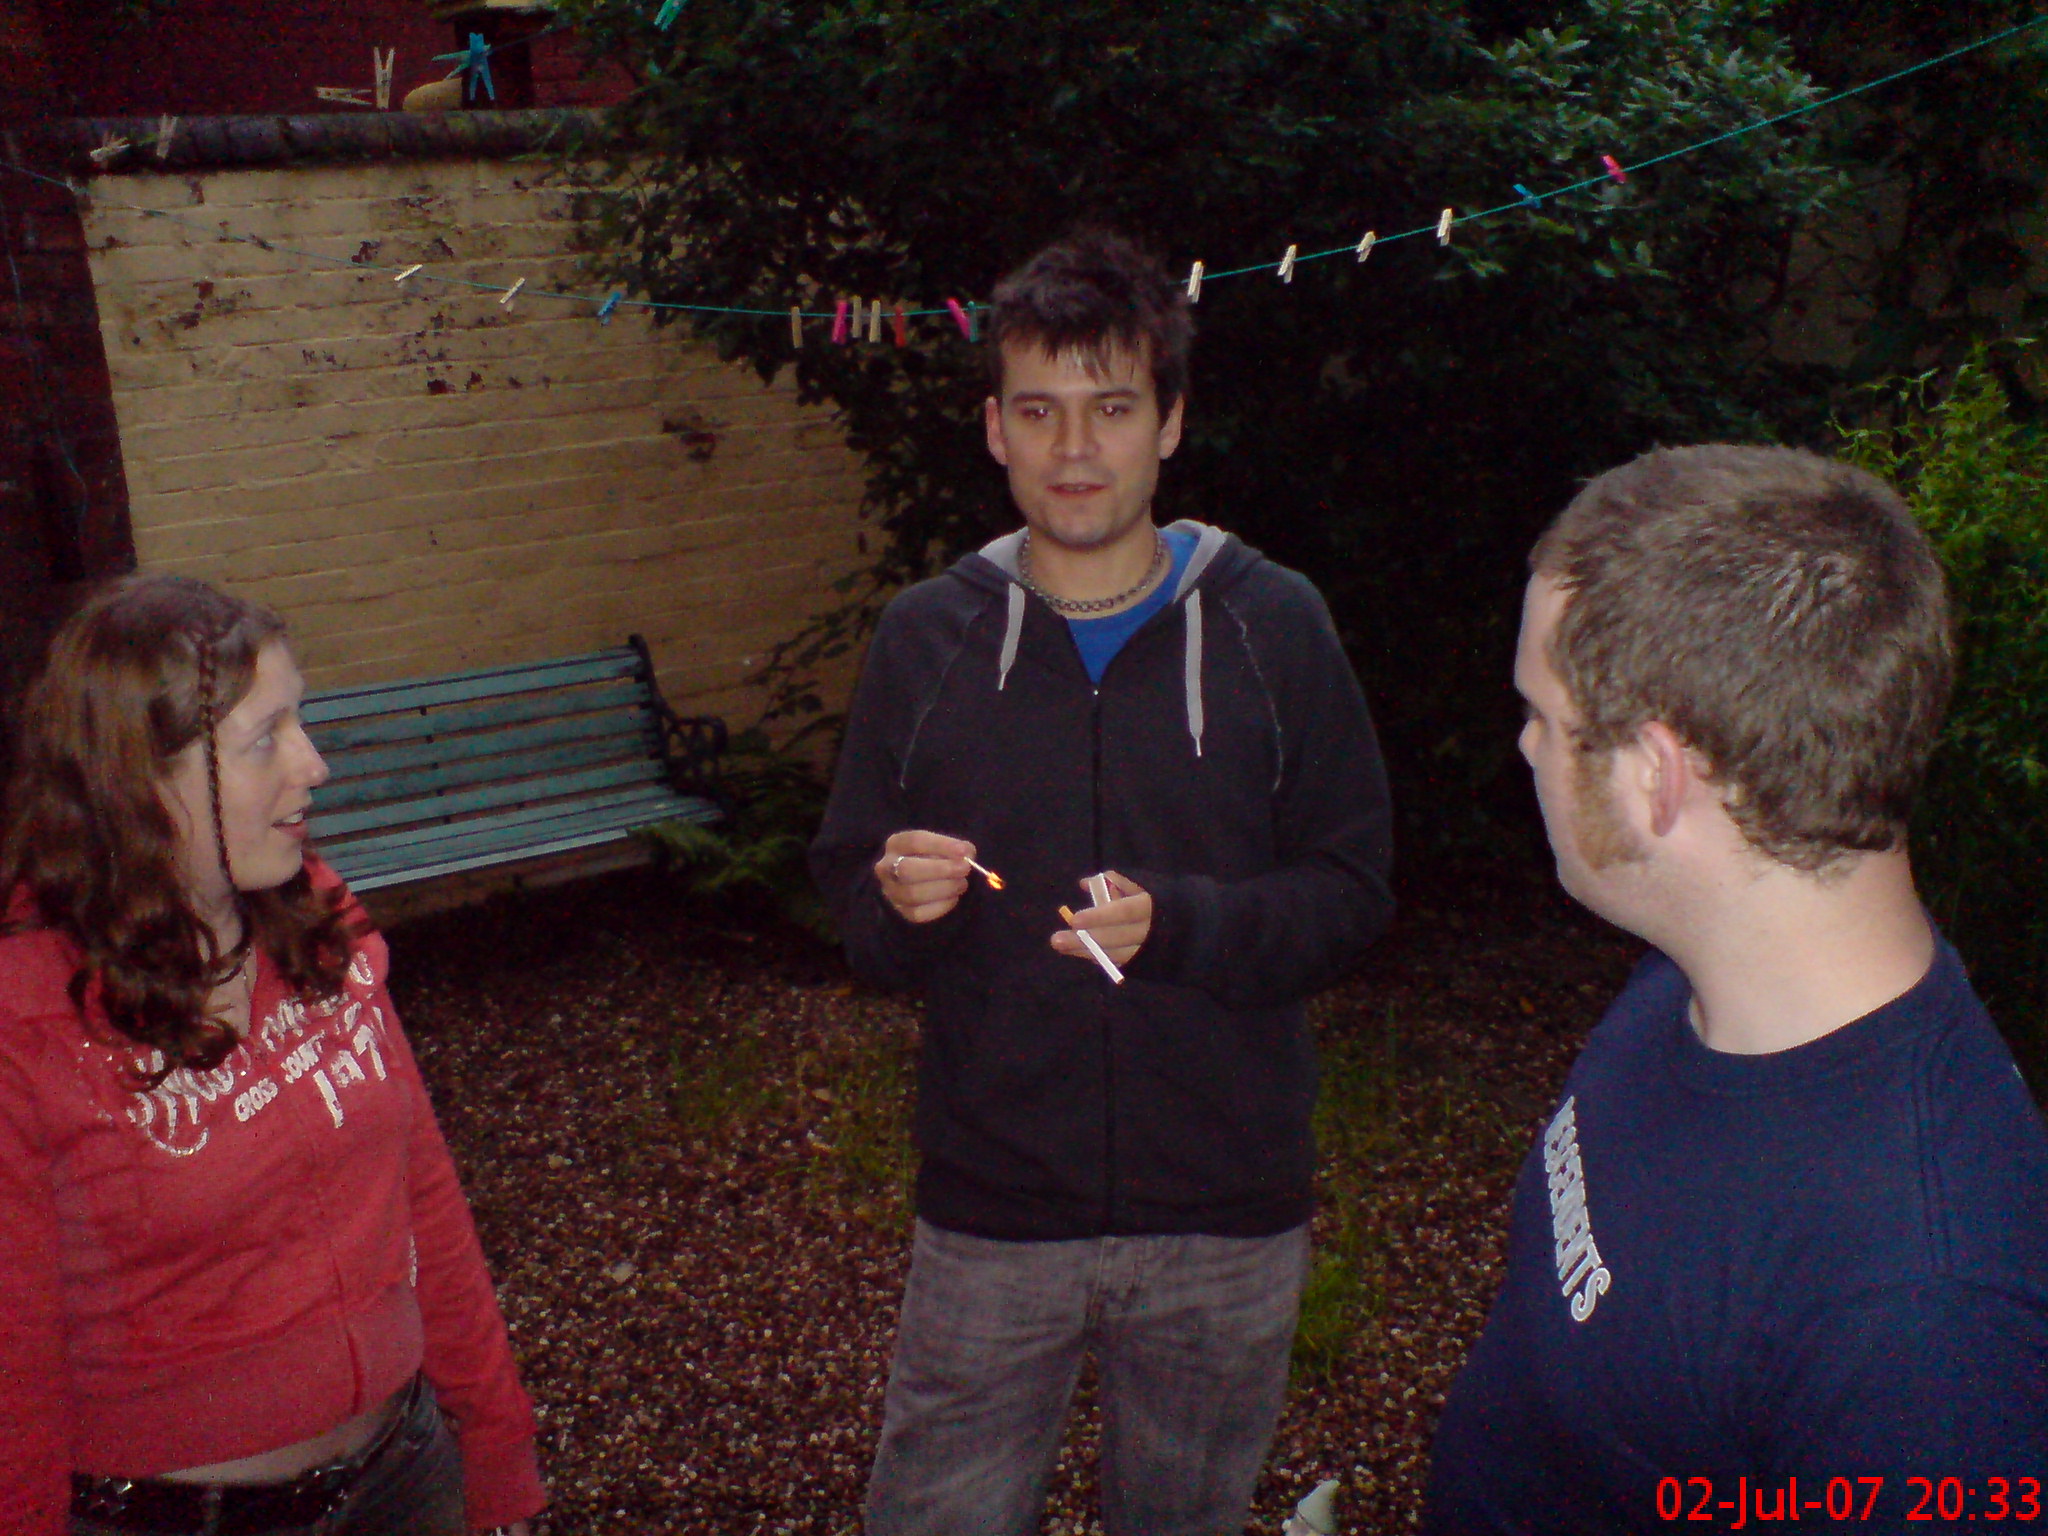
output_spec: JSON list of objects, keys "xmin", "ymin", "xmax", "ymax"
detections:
[{"xmin": 1426, "ymin": 446, "xmax": 2048, "ymax": 1533}]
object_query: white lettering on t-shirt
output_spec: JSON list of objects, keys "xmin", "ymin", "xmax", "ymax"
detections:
[{"xmin": 1542, "ymin": 1096, "xmax": 1612, "ymax": 1323}]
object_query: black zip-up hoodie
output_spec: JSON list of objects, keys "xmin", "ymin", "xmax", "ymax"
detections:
[{"xmin": 811, "ymin": 520, "xmax": 1394, "ymax": 1240}]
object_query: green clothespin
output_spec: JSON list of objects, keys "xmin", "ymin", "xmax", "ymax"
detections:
[
  {"xmin": 1283, "ymin": 1479, "xmax": 1340, "ymax": 1536},
  {"xmin": 655, "ymin": 0, "xmax": 686, "ymax": 26}
]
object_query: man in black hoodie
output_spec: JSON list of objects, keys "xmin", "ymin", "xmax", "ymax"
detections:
[{"xmin": 811, "ymin": 231, "xmax": 1395, "ymax": 1536}]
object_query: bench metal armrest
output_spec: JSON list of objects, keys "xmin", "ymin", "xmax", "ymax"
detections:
[{"xmin": 628, "ymin": 634, "xmax": 729, "ymax": 799}]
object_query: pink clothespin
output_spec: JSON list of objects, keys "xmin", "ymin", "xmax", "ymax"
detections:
[
  {"xmin": 945, "ymin": 297, "xmax": 974, "ymax": 340},
  {"xmin": 1601, "ymin": 154, "xmax": 1628, "ymax": 185},
  {"xmin": 832, "ymin": 299, "xmax": 850, "ymax": 344},
  {"xmin": 892, "ymin": 303, "xmax": 908, "ymax": 347}
]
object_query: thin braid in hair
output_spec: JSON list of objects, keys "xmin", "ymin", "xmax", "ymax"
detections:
[{"xmin": 194, "ymin": 626, "xmax": 250, "ymax": 982}]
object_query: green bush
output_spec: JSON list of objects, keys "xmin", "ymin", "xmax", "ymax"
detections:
[
  {"xmin": 1837, "ymin": 348, "xmax": 2048, "ymax": 1085},
  {"xmin": 644, "ymin": 725, "xmax": 838, "ymax": 943}
]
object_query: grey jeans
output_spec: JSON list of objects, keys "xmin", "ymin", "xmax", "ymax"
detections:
[
  {"xmin": 866, "ymin": 1218, "xmax": 1312, "ymax": 1536},
  {"xmin": 71, "ymin": 1376, "xmax": 466, "ymax": 1536}
]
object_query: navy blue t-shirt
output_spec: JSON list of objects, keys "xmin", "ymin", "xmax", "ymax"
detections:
[
  {"xmin": 1067, "ymin": 526, "xmax": 1197, "ymax": 685},
  {"xmin": 1426, "ymin": 941, "xmax": 2048, "ymax": 1534}
]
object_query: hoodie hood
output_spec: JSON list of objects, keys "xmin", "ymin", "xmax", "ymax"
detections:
[{"xmin": 953, "ymin": 520, "xmax": 1248, "ymax": 758}]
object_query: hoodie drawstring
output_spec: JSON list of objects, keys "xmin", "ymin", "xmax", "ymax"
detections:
[
  {"xmin": 1184, "ymin": 588, "xmax": 1205, "ymax": 758},
  {"xmin": 997, "ymin": 583, "xmax": 1026, "ymax": 691}
]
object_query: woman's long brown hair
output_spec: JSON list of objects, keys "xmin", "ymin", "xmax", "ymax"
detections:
[{"xmin": 0, "ymin": 574, "xmax": 358, "ymax": 1086}]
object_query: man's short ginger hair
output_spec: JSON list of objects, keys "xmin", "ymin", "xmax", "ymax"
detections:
[
  {"xmin": 987, "ymin": 231, "xmax": 1193, "ymax": 414},
  {"xmin": 1530, "ymin": 444, "xmax": 1954, "ymax": 871}
]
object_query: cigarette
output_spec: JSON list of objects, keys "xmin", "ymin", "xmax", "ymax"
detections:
[
  {"xmin": 1057, "ymin": 905, "xmax": 1125, "ymax": 985},
  {"xmin": 966, "ymin": 857, "xmax": 1004, "ymax": 891}
]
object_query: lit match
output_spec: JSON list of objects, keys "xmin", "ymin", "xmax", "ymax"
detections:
[{"xmin": 967, "ymin": 857, "xmax": 1005, "ymax": 891}]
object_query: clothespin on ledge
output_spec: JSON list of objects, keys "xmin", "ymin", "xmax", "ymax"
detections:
[
  {"xmin": 315, "ymin": 86, "xmax": 375, "ymax": 108},
  {"xmin": 154, "ymin": 116, "xmax": 178, "ymax": 162},
  {"xmin": 374, "ymin": 49, "xmax": 396, "ymax": 111},
  {"xmin": 88, "ymin": 134, "xmax": 131, "ymax": 168},
  {"xmin": 1277, "ymin": 244, "xmax": 1297, "ymax": 283}
]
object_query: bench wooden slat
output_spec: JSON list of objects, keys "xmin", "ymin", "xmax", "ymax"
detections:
[
  {"xmin": 320, "ymin": 786, "xmax": 715, "ymax": 887},
  {"xmin": 308, "ymin": 678, "xmax": 648, "ymax": 752},
  {"xmin": 301, "ymin": 649, "xmax": 643, "ymax": 725},
  {"xmin": 314, "ymin": 712, "xmax": 654, "ymax": 804},
  {"xmin": 312, "ymin": 758, "xmax": 668, "ymax": 839},
  {"xmin": 328, "ymin": 783, "xmax": 695, "ymax": 867}
]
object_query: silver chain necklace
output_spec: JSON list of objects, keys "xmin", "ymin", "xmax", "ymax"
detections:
[{"xmin": 1018, "ymin": 529, "xmax": 1167, "ymax": 615}]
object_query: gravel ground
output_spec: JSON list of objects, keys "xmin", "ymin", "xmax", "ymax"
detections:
[{"xmin": 391, "ymin": 860, "xmax": 1640, "ymax": 1535}]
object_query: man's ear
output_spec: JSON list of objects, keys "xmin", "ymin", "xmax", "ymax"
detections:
[
  {"xmin": 1157, "ymin": 395, "xmax": 1185, "ymax": 460},
  {"xmin": 984, "ymin": 395, "xmax": 1009, "ymax": 466},
  {"xmin": 1635, "ymin": 721, "xmax": 1694, "ymax": 838}
]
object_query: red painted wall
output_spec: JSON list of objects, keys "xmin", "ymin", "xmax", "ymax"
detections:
[{"xmin": 35, "ymin": 0, "xmax": 630, "ymax": 118}]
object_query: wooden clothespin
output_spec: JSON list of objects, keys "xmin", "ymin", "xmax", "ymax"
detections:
[
  {"xmin": 1436, "ymin": 208, "xmax": 1454, "ymax": 246},
  {"xmin": 832, "ymin": 298, "xmax": 850, "ymax": 344},
  {"xmin": 891, "ymin": 303, "xmax": 908, "ymax": 347},
  {"xmin": 315, "ymin": 86, "xmax": 375, "ymax": 107},
  {"xmin": 790, "ymin": 305, "xmax": 803, "ymax": 346},
  {"xmin": 1277, "ymin": 244, "xmax": 1297, "ymax": 283},
  {"xmin": 945, "ymin": 298, "xmax": 974, "ymax": 340},
  {"xmin": 154, "ymin": 116, "xmax": 178, "ymax": 162},
  {"xmin": 394, "ymin": 264, "xmax": 424, "ymax": 283},
  {"xmin": 1601, "ymin": 154, "xmax": 1628, "ymax": 185},
  {"xmin": 374, "ymin": 49, "xmax": 396, "ymax": 111},
  {"xmin": 867, "ymin": 299, "xmax": 882, "ymax": 343},
  {"xmin": 1355, "ymin": 231, "xmax": 1376, "ymax": 262},
  {"xmin": 89, "ymin": 133, "xmax": 131, "ymax": 168},
  {"xmin": 498, "ymin": 276, "xmax": 526, "ymax": 308},
  {"xmin": 1185, "ymin": 260, "xmax": 1204, "ymax": 302}
]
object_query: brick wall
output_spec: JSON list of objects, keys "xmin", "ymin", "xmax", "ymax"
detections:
[{"xmin": 79, "ymin": 154, "xmax": 868, "ymax": 722}]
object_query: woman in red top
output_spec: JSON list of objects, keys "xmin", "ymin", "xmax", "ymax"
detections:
[{"xmin": 0, "ymin": 575, "xmax": 544, "ymax": 1535}]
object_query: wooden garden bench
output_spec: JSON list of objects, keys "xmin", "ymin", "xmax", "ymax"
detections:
[{"xmin": 303, "ymin": 638, "xmax": 724, "ymax": 892}]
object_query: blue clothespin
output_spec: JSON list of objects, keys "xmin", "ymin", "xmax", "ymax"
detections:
[
  {"xmin": 433, "ymin": 32, "xmax": 495, "ymax": 103},
  {"xmin": 597, "ymin": 291, "xmax": 624, "ymax": 325},
  {"xmin": 1513, "ymin": 183, "xmax": 1542, "ymax": 210},
  {"xmin": 654, "ymin": 0, "xmax": 687, "ymax": 27}
]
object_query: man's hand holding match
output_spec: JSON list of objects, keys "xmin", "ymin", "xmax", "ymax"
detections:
[
  {"xmin": 1053, "ymin": 872, "xmax": 1152, "ymax": 967},
  {"xmin": 876, "ymin": 830, "xmax": 976, "ymax": 923}
]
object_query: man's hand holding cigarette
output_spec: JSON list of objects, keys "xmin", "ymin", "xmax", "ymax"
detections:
[
  {"xmin": 875, "ymin": 830, "xmax": 977, "ymax": 923},
  {"xmin": 1053, "ymin": 871, "xmax": 1152, "ymax": 967}
]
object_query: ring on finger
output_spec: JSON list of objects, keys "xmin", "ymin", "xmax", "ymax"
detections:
[{"xmin": 889, "ymin": 854, "xmax": 907, "ymax": 879}]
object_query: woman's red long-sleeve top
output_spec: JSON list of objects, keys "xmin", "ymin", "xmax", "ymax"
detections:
[{"xmin": 0, "ymin": 862, "xmax": 544, "ymax": 1532}]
